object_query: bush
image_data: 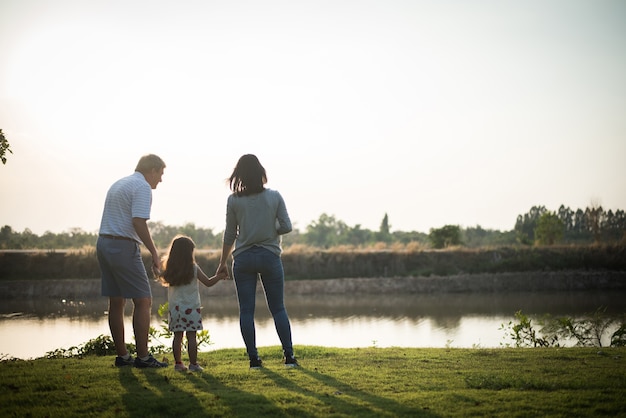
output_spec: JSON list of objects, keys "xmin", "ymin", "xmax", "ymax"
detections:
[
  {"xmin": 45, "ymin": 334, "xmax": 117, "ymax": 359},
  {"xmin": 501, "ymin": 308, "xmax": 626, "ymax": 348}
]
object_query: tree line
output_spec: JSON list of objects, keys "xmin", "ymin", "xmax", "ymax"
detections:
[
  {"xmin": 515, "ymin": 204, "xmax": 626, "ymax": 245},
  {"xmin": 1, "ymin": 204, "xmax": 624, "ymax": 250}
]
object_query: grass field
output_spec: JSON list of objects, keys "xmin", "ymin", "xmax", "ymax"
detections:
[{"xmin": 1, "ymin": 346, "xmax": 625, "ymax": 417}]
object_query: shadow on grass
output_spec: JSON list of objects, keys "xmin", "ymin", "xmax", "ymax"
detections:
[
  {"xmin": 187, "ymin": 371, "xmax": 290, "ymax": 417},
  {"xmin": 117, "ymin": 366, "xmax": 206, "ymax": 417},
  {"xmin": 114, "ymin": 359, "xmax": 439, "ymax": 416},
  {"xmin": 259, "ymin": 366, "xmax": 440, "ymax": 418}
]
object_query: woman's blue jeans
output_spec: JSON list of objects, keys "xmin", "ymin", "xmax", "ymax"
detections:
[{"xmin": 232, "ymin": 246, "xmax": 293, "ymax": 360}]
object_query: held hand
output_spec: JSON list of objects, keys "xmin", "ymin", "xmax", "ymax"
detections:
[
  {"xmin": 151, "ymin": 256, "xmax": 162, "ymax": 278},
  {"xmin": 152, "ymin": 265, "xmax": 161, "ymax": 278},
  {"xmin": 151, "ymin": 260, "xmax": 161, "ymax": 278},
  {"xmin": 216, "ymin": 264, "xmax": 230, "ymax": 280}
]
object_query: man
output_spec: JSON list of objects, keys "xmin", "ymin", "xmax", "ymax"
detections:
[{"xmin": 96, "ymin": 154, "xmax": 168, "ymax": 368}]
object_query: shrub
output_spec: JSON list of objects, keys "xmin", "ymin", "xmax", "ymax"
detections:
[{"xmin": 501, "ymin": 308, "xmax": 626, "ymax": 348}]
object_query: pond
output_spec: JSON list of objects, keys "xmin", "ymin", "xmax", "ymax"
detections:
[{"xmin": 1, "ymin": 289, "xmax": 624, "ymax": 360}]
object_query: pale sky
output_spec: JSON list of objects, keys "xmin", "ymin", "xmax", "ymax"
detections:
[{"xmin": 1, "ymin": 0, "xmax": 625, "ymax": 236}]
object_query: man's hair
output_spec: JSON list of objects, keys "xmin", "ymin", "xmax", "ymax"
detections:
[{"xmin": 135, "ymin": 154, "xmax": 166, "ymax": 174}]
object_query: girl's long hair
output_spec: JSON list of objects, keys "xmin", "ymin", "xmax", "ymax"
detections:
[
  {"xmin": 228, "ymin": 154, "xmax": 267, "ymax": 196},
  {"xmin": 160, "ymin": 235, "xmax": 196, "ymax": 286}
]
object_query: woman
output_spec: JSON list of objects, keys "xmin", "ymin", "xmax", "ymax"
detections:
[{"xmin": 216, "ymin": 154, "xmax": 298, "ymax": 369}]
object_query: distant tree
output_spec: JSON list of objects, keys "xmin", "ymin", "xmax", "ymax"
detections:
[
  {"xmin": 558, "ymin": 205, "xmax": 587, "ymax": 243},
  {"xmin": 378, "ymin": 213, "xmax": 391, "ymax": 242},
  {"xmin": 345, "ymin": 224, "xmax": 374, "ymax": 246},
  {"xmin": 568, "ymin": 208, "xmax": 590, "ymax": 243},
  {"xmin": 148, "ymin": 221, "xmax": 221, "ymax": 249},
  {"xmin": 463, "ymin": 225, "xmax": 489, "ymax": 247},
  {"xmin": 462, "ymin": 225, "xmax": 517, "ymax": 248},
  {"xmin": 391, "ymin": 230, "xmax": 429, "ymax": 246},
  {"xmin": 380, "ymin": 213, "xmax": 390, "ymax": 234},
  {"xmin": 281, "ymin": 228, "xmax": 305, "ymax": 247},
  {"xmin": 305, "ymin": 213, "xmax": 348, "ymax": 248},
  {"xmin": 534, "ymin": 212, "xmax": 564, "ymax": 245},
  {"xmin": 557, "ymin": 205, "xmax": 573, "ymax": 231},
  {"xmin": 0, "ymin": 129, "xmax": 12, "ymax": 165},
  {"xmin": 586, "ymin": 202, "xmax": 603, "ymax": 244},
  {"xmin": 0, "ymin": 225, "xmax": 14, "ymax": 248},
  {"xmin": 515, "ymin": 205, "xmax": 548, "ymax": 245},
  {"xmin": 604, "ymin": 209, "xmax": 626, "ymax": 242},
  {"xmin": 429, "ymin": 225, "xmax": 462, "ymax": 249}
]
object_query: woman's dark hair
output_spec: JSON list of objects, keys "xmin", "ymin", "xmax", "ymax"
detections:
[
  {"xmin": 160, "ymin": 235, "xmax": 196, "ymax": 286},
  {"xmin": 228, "ymin": 154, "xmax": 267, "ymax": 196}
]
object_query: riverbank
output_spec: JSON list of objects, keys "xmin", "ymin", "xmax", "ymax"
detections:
[
  {"xmin": 1, "ymin": 244, "xmax": 625, "ymax": 281},
  {"xmin": 1, "ymin": 270, "xmax": 625, "ymax": 300}
]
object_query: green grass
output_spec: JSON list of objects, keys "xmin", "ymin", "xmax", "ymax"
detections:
[{"xmin": 1, "ymin": 346, "xmax": 625, "ymax": 417}]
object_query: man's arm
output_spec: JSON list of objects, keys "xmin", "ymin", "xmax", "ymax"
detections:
[{"xmin": 132, "ymin": 217, "xmax": 161, "ymax": 275}]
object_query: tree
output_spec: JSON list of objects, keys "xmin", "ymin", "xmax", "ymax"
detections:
[
  {"xmin": 569, "ymin": 208, "xmax": 590, "ymax": 243},
  {"xmin": 0, "ymin": 129, "xmax": 12, "ymax": 165},
  {"xmin": 557, "ymin": 205, "xmax": 573, "ymax": 231},
  {"xmin": 428, "ymin": 225, "xmax": 462, "ymax": 249},
  {"xmin": 515, "ymin": 205, "xmax": 548, "ymax": 245},
  {"xmin": 378, "ymin": 213, "xmax": 391, "ymax": 242},
  {"xmin": 391, "ymin": 230, "xmax": 429, "ymax": 245},
  {"xmin": 305, "ymin": 213, "xmax": 348, "ymax": 248},
  {"xmin": 344, "ymin": 224, "xmax": 374, "ymax": 246},
  {"xmin": 586, "ymin": 202, "xmax": 604, "ymax": 243},
  {"xmin": 463, "ymin": 225, "xmax": 488, "ymax": 247},
  {"xmin": 604, "ymin": 209, "xmax": 626, "ymax": 242},
  {"xmin": 534, "ymin": 212, "xmax": 564, "ymax": 245},
  {"xmin": 0, "ymin": 225, "xmax": 14, "ymax": 249}
]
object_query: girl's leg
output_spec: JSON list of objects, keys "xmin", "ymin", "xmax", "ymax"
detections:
[
  {"xmin": 187, "ymin": 331, "xmax": 198, "ymax": 365},
  {"xmin": 233, "ymin": 250, "xmax": 259, "ymax": 360},
  {"xmin": 259, "ymin": 250, "xmax": 294, "ymax": 358},
  {"xmin": 172, "ymin": 331, "xmax": 184, "ymax": 364}
]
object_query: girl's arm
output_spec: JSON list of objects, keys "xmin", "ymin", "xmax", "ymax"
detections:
[{"xmin": 197, "ymin": 265, "xmax": 226, "ymax": 287}]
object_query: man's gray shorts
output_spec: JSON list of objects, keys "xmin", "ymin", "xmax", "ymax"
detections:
[{"xmin": 97, "ymin": 236, "xmax": 152, "ymax": 298}]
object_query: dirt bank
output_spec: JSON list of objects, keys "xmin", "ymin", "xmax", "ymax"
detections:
[{"xmin": 1, "ymin": 271, "xmax": 625, "ymax": 300}]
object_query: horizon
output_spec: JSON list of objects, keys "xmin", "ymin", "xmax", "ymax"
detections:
[{"xmin": 2, "ymin": 201, "xmax": 622, "ymax": 237}]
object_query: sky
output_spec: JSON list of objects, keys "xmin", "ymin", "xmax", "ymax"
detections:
[{"xmin": 1, "ymin": 0, "xmax": 625, "ymax": 236}]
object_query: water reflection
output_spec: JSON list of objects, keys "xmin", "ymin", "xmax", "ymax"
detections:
[
  {"xmin": 1, "ymin": 290, "xmax": 624, "ymax": 360},
  {"xmin": 4, "ymin": 291, "xmax": 624, "ymax": 320}
]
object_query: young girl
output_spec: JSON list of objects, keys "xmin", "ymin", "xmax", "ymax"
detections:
[{"xmin": 160, "ymin": 235, "xmax": 226, "ymax": 371}]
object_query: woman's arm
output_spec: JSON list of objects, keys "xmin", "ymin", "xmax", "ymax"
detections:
[
  {"xmin": 275, "ymin": 192, "xmax": 292, "ymax": 235},
  {"xmin": 197, "ymin": 264, "xmax": 226, "ymax": 287},
  {"xmin": 216, "ymin": 242, "xmax": 234, "ymax": 278},
  {"xmin": 218, "ymin": 196, "xmax": 236, "ymax": 278}
]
